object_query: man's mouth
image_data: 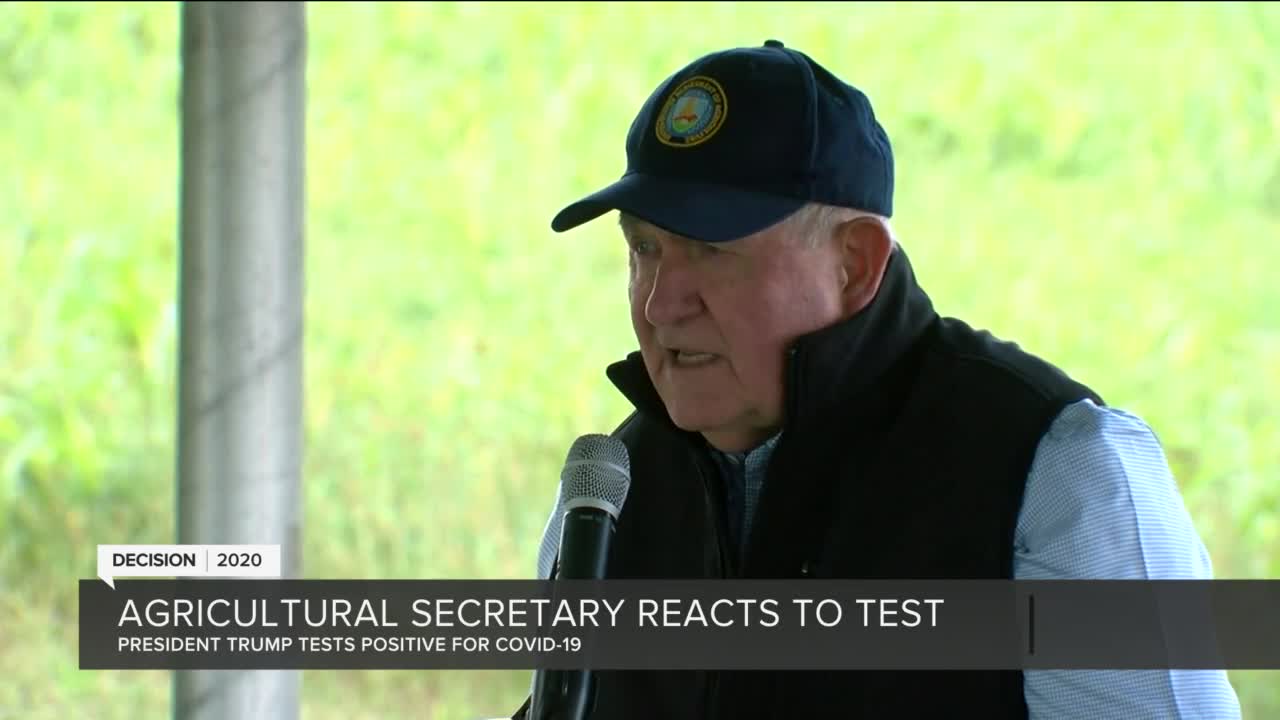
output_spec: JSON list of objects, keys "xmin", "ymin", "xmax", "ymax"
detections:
[{"xmin": 669, "ymin": 349, "xmax": 720, "ymax": 367}]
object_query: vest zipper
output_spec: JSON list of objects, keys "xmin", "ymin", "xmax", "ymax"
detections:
[
  {"xmin": 687, "ymin": 438, "xmax": 734, "ymax": 579},
  {"xmin": 686, "ymin": 439, "xmax": 733, "ymax": 719},
  {"xmin": 702, "ymin": 347, "xmax": 805, "ymax": 720}
]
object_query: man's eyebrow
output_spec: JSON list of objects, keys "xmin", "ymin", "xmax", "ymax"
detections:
[
  {"xmin": 618, "ymin": 213, "xmax": 697, "ymax": 246},
  {"xmin": 618, "ymin": 213, "xmax": 652, "ymax": 244},
  {"xmin": 618, "ymin": 213, "xmax": 640, "ymax": 236}
]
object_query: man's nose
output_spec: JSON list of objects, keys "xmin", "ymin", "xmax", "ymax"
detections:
[{"xmin": 644, "ymin": 253, "xmax": 702, "ymax": 327}]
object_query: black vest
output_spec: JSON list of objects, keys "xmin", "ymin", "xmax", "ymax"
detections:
[{"xmin": 534, "ymin": 249, "xmax": 1102, "ymax": 719}]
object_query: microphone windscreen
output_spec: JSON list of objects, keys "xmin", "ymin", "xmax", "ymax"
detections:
[
  {"xmin": 558, "ymin": 434, "xmax": 631, "ymax": 519},
  {"xmin": 535, "ymin": 434, "xmax": 631, "ymax": 581}
]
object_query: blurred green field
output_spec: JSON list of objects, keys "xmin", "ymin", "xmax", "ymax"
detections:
[{"xmin": 1, "ymin": 1, "xmax": 1277, "ymax": 718}]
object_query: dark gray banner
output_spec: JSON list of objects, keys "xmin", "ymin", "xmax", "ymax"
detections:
[{"xmin": 77, "ymin": 579, "xmax": 1280, "ymax": 670}]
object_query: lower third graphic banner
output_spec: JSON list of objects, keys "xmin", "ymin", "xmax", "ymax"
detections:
[{"xmin": 78, "ymin": 579, "xmax": 1280, "ymax": 671}]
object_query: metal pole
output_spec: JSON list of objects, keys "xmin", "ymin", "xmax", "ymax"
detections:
[{"xmin": 176, "ymin": 3, "xmax": 305, "ymax": 719}]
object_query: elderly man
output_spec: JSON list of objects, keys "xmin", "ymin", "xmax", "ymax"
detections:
[{"xmin": 520, "ymin": 40, "xmax": 1240, "ymax": 718}]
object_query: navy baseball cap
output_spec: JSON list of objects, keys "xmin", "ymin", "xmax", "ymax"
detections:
[{"xmin": 550, "ymin": 39, "xmax": 894, "ymax": 243}]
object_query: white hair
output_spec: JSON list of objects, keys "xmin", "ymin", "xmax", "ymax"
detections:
[
  {"xmin": 616, "ymin": 202, "xmax": 899, "ymax": 251},
  {"xmin": 782, "ymin": 202, "xmax": 899, "ymax": 251}
]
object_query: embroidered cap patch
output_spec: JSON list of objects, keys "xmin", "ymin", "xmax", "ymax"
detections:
[{"xmin": 655, "ymin": 75, "xmax": 727, "ymax": 148}]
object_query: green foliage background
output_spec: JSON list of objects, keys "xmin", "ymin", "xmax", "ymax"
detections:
[{"xmin": 1, "ymin": 2, "xmax": 1276, "ymax": 717}]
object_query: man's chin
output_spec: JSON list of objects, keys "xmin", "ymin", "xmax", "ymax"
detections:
[
  {"xmin": 661, "ymin": 407, "xmax": 776, "ymax": 451},
  {"xmin": 664, "ymin": 411, "xmax": 746, "ymax": 450},
  {"xmin": 665, "ymin": 408, "xmax": 728, "ymax": 436},
  {"xmin": 667, "ymin": 411, "xmax": 717, "ymax": 434},
  {"xmin": 655, "ymin": 386, "xmax": 763, "ymax": 443}
]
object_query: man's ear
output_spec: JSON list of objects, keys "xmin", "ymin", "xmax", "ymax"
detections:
[{"xmin": 836, "ymin": 217, "xmax": 894, "ymax": 316}]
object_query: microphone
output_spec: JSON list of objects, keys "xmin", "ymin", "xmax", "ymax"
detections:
[{"xmin": 529, "ymin": 434, "xmax": 631, "ymax": 720}]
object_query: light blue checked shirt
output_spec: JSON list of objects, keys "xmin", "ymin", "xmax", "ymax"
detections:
[{"xmin": 710, "ymin": 398, "xmax": 1242, "ymax": 719}]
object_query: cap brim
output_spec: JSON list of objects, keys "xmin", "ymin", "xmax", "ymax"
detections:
[{"xmin": 550, "ymin": 173, "xmax": 806, "ymax": 243}]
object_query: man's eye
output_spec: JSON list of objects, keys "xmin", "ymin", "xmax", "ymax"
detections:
[{"xmin": 631, "ymin": 239, "xmax": 657, "ymax": 256}]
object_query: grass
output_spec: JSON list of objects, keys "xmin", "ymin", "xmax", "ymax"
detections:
[{"xmin": 1, "ymin": 2, "xmax": 1277, "ymax": 717}]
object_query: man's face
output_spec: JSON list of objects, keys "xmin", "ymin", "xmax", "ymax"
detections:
[{"xmin": 623, "ymin": 213, "xmax": 847, "ymax": 452}]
